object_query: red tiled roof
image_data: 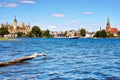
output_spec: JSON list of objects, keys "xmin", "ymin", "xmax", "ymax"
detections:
[
  {"xmin": 16, "ymin": 27, "xmax": 26, "ymax": 30},
  {"xmin": 110, "ymin": 28, "xmax": 118, "ymax": 33}
]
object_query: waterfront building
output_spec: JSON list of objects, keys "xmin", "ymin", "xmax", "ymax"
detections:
[
  {"xmin": 1, "ymin": 16, "xmax": 30, "ymax": 35},
  {"xmin": 50, "ymin": 31, "xmax": 64, "ymax": 38},
  {"xmin": 106, "ymin": 17, "xmax": 118, "ymax": 35},
  {"xmin": 0, "ymin": 16, "xmax": 31, "ymax": 38},
  {"xmin": 85, "ymin": 32, "xmax": 93, "ymax": 38},
  {"xmin": 67, "ymin": 30, "xmax": 80, "ymax": 37}
]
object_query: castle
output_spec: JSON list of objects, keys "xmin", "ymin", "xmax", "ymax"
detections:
[{"xmin": 1, "ymin": 16, "xmax": 30, "ymax": 34}]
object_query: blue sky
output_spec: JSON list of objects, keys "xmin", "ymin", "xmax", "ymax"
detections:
[{"xmin": 0, "ymin": 0, "xmax": 120, "ymax": 32}]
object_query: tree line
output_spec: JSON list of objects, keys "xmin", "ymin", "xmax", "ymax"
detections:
[
  {"xmin": 0, "ymin": 26, "xmax": 9, "ymax": 37},
  {"xmin": 94, "ymin": 29, "xmax": 120, "ymax": 38},
  {"xmin": 1, "ymin": 25, "xmax": 120, "ymax": 38},
  {"xmin": 0, "ymin": 25, "xmax": 52, "ymax": 38},
  {"xmin": 27, "ymin": 26, "xmax": 52, "ymax": 38}
]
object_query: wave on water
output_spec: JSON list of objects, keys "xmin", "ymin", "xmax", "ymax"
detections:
[{"xmin": 0, "ymin": 38, "xmax": 120, "ymax": 79}]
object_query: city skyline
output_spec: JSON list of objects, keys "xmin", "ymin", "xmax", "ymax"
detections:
[{"xmin": 0, "ymin": 0, "xmax": 120, "ymax": 32}]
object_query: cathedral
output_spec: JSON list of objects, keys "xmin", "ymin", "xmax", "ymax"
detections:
[
  {"xmin": 106, "ymin": 17, "xmax": 118, "ymax": 34},
  {"xmin": 1, "ymin": 16, "xmax": 30, "ymax": 34}
]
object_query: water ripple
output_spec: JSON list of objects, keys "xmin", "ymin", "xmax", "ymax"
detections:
[{"xmin": 0, "ymin": 38, "xmax": 120, "ymax": 79}]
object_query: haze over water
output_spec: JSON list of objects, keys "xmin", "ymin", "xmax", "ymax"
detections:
[{"xmin": 0, "ymin": 38, "xmax": 120, "ymax": 80}]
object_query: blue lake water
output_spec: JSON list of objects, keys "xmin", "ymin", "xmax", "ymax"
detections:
[{"xmin": 0, "ymin": 38, "xmax": 120, "ymax": 80}]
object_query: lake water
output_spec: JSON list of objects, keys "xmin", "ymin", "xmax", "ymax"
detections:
[{"xmin": 0, "ymin": 38, "xmax": 120, "ymax": 80}]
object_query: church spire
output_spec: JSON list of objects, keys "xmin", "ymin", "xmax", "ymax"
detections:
[
  {"xmin": 107, "ymin": 17, "xmax": 110, "ymax": 24},
  {"xmin": 100, "ymin": 26, "xmax": 102, "ymax": 31},
  {"xmin": 106, "ymin": 17, "xmax": 110, "ymax": 32}
]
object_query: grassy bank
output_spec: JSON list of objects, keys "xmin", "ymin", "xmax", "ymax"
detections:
[{"xmin": 0, "ymin": 38, "xmax": 15, "ymax": 41}]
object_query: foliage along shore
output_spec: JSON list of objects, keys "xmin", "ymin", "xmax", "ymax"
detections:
[{"xmin": 1, "ymin": 25, "xmax": 120, "ymax": 38}]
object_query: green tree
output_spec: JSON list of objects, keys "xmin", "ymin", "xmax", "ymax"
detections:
[
  {"xmin": 27, "ymin": 31, "xmax": 32, "ymax": 37},
  {"xmin": 117, "ymin": 31, "xmax": 120, "ymax": 38},
  {"xmin": 43, "ymin": 30, "xmax": 51, "ymax": 37},
  {"xmin": 63, "ymin": 31, "xmax": 67, "ymax": 37},
  {"xmin": 74, "ymin": 32, "xmax": 77, "ymax": 36},
  {"xmin": 17, "ymin": 32, "xmax": 24, "ymax": 37},
  {"xmin": 0, "ymin": 26, "xmax": 9, "ymax": 37},
  {"xmin": 31, "ymin": 26, "xmax": 42, "ymax": 37},
  {"xmin": 100, "ymin": 30, "xmax": 107, "ymax": 38},
  {"xmin": 94, "ymin": 30, "xmax": 107, "ymax": 38},
  {"xmin": 80, "ymin": 28, "xmax": 86, "ymax": 37},
  {"xmin": 94, "ymin": 31, "xmax": 100, "ymax": 37},
  {"xmin": 108, "ymin": 33, "xmax": 114, "ymax": 37}
]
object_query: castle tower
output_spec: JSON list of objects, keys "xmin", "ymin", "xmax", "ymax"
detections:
[
  {"xmin": 21, "ymin": 22, "xmax": 25, "ymax": 28},
  {"xmin": 13, "ymin": 16, "xmax": 17, "ymax": 31},
  {"xmin": 106, "ymin": 17, "xmax": 110, "ymax": 32}
]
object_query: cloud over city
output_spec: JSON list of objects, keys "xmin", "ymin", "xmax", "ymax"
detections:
[
  {"xmin": 52, "ymin": 14, "xmax": 65, "ymax": 18},
  {"xmin": 71, "ymin": 20, "xmax": 80, "ymax": 24},
  {"xmin": 19, "ymin": 0, "xmax": 36, "ymax": 4},
  {"xmin": 0, "ymin": 0, "xmax": 36, "ymax": 8},
  {"xmin": 48, "ymin": 25, "xmax": 57, "ymax": 29},
  {"xmin": 82, "ymin": 12, "xmax": 94, "ymax": 15},
  {"xmin": 0, "ymin": 2, "xmax": 18, "ymax": 8}
]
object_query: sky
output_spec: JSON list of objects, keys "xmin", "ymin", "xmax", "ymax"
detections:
[{"xmin": 0, "ymin": 0, "xmax": 120, "ymax": 32}]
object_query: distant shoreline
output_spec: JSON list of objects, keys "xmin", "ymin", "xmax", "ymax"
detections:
[
  {"xmin": 0, "ymin": 37, "xmax": 120, "ymax": 41},
  {"xmin": 0, "ymin": 38, "xmax": 16, "ymax": 41}
]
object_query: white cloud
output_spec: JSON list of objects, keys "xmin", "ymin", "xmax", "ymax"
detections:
[
  {"xmin": 89, "ymin": 23, "xmax": 101, "ymax": 26},
  {"xmin": 82, "ymin": 12, "xmax": 94, "ymax": 15},
  {"xmin": 0, "ymin": 0, "xmax": 36, "ymax": 8},
  {"xmin": 5, "ymin": 3, "xmax": 18, "ymax": 7},
  {"xmin": 0, "ymin": 4, "xmax": 3, "ymax": 7},
  {"xmin": 52, "ymin": 14, "xmax": 65, "ymax": 18},
  {"xmin": 20, "ymin": 0, "xmax": 36, "ymax": 4},
  {"xmin": 49, "ymin": 25, "xmax": 57, "ymax": 29},
  {"xmin": 0, "ymin": 2, "xmax": 18, "ymax": 7},
  {"xmin": 71, "ymin": 20, "xmax": 80, "ymax": 24}
]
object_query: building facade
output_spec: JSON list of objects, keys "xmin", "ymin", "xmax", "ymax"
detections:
[
  {"xmin": 106, "ymin": 17, "xmax": 118, "ymax": 35},
  {"xmin": 1, "ymin": 16, "xmax": 30, "ymax": 35}
]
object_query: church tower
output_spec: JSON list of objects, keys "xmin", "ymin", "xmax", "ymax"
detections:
[
  {"xmin": 100, "ymin": 26, "xmax": 102, "ymax": 31},
  {"xmin": 106, "ymin": 17, "xmax": 110, "ymax": 32},
  {"xmin": 13, "ymin": 16, "xmax": 17, "ymax": 31}
]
